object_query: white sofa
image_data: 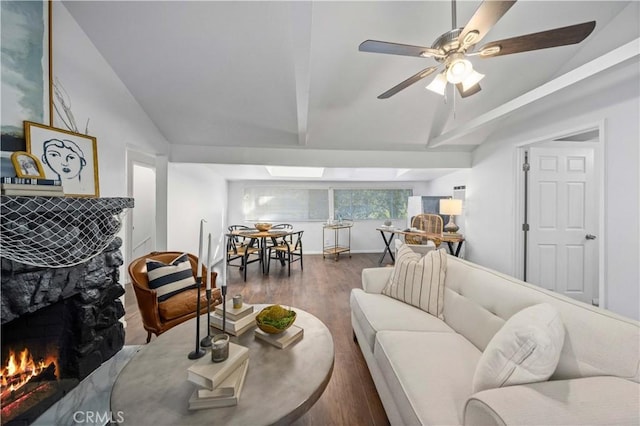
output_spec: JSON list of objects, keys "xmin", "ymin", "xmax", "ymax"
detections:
[{"xmin": 350, "ymin": 255, "xmax": 640, "ymax": 425}]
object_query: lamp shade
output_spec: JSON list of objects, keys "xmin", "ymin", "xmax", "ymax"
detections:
[
  {"xmin": 439, "ymin": 199, "xmax": 462, "ymax": 216},
  {"xmin": 426, "ymin": 72, "xmax": 447, "ymax": 95}
]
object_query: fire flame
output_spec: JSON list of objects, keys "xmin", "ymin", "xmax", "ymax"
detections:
[{"xmin": 0, "ymin": 348, "xmax": 59, "ymax": 401}]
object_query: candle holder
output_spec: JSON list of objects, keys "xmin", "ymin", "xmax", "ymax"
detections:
[
  {"xmin": 188, "ymin": 276, "xmax": 206, "ymax": 360},
  {"xmin": 221, "ymin": 285, "xmax": 228, "ymax": 333},
  {"xmin": 200, "ymin": 286, "xmax": 213, "ymax": 347}
]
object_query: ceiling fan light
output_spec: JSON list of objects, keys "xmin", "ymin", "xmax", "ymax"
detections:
[
  {"xmin": 461, "ymin": 70, "xmax": 485, "ymax": 92},
  {"xmin": 446, "ymin": 58, "xmax": 472, "ymax": 84},
  {"xmin": 426, "ymin": 73, "xmax": 447, "ymax": 95}
]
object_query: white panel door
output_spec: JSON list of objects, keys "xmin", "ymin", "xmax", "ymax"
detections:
[
  {"xmin": 528, "ymin": 147, "xmax": 597, "ymax": 304},
  {"xmin": 132, "ymin": 163, "xmax": 156, "ymax": 260}
]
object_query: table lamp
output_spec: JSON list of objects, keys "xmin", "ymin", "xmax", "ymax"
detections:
[{"xmin": 439, "ymin": 199, "xmax": 463, "ymax": 234}]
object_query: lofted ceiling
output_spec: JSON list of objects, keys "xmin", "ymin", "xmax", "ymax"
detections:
[{"xmin": 63, "ymin": 1, "xmax": 638, "ymax": 180}]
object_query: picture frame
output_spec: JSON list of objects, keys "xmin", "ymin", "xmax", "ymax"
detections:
[
  {"xmin": 25, "ymin": 121, "xmax": 100, "ymax": 197},
  {"xmin": 11, "ymin": 151, "xmax": 46, "ymax": 178}
]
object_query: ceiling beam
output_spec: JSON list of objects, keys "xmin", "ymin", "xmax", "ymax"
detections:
[
  {"xmin": 170, "ymin": 145, "xmax": 471, "ymax": 169},
  {"xmin": 427, "ymin": 38, "xmax": 640, "ymax": 148},
  {"xmin": 291, "ymin": 2, "xmax": 313, "ymax": 146}
]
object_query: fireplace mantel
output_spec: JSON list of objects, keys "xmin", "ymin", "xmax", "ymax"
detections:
[{"xmin": 0, "ymin": 196, "xmax": 134, "ymax": 268}]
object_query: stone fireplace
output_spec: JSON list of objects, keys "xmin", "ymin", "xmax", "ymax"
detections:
[{"xmin": 0, "ymin": 197, "xmax": 133, "ymax": 425}]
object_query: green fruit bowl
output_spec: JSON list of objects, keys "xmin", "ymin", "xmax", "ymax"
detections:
[{"xmin": 256, "ymin": 305, "xmax": 296, "ymax": 334}]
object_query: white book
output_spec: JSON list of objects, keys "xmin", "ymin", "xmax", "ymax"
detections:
[
  {"xmin": 188, "ymin": 359, "xmax": 249, "ymax": 410},
  {"xmin": 187, "ymin": 342, "xmax": 249, "ymax": 390},
  {"xmin": 254, "ymin": 325, "xmax": 303, "ymax": 349},
  {"xmin": 2, "ymin": 189, "xmax": 64, "ymax": 197},
  {"xmin": 210, "ymin": 310, "xmax": 258, "ymax": 336},
  {"xmin": 214, "ymin": 301, "xmax": 254, "ymax": 321}
]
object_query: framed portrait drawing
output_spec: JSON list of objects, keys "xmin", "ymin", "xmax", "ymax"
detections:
[
  {"xmin": 11, "ymin": 151, "xmax": 45, "ymax": 178},
  {"xmin": 25, "ymin": 121, "xmax": 100, "ymax": 197}
]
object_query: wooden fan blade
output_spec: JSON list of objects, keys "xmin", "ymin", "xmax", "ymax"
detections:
[
  {"xmin": 459, "ymin": 1, "xmax": 517, "ymax": 50},
  {"xmin": 378, "ymin": 66, "xmax": 439, "ymax": 99},
  {"xmin": 478, "ymin": 21, "xmax": 596, "ymax": 57},
  {"xmin": 359, "ymin": 40, "xmax": 443, "ymax": 59},
  {"xmin": 456, "ymin": 83, "xmax": 482, "ymax": 98}
]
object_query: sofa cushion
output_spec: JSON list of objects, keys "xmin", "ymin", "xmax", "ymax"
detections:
[
  {"xmin": 350, "ymin": 289, "xmax": 454, "ymax": 353},
  {"xmin": 158, "ymin": 287, "xmax": 207, "ymax": 321},
  {"xmin": 394, "ymin": 238, "xmax": 435, "ymax": 258},
  {"xmin": 472, "ymin": 303, "xmax": 565, "ymax": 393},
  {"xmin": 146, "ymin": 253, "xmax": 197, "ymax": 302},
  {"xmin": 382, "ymin": 245, "xmax": 447, "ymax": 319},
  {"xmin": 375, "ymin": 331, "xmax": 482, "ymax": 426}
]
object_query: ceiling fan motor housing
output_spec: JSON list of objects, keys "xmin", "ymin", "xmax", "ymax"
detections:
[{"xmin": 431, "ymin": 28, "xmax": 464, "ymax": 60}]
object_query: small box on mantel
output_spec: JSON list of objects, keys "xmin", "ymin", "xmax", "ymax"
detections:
[{"xmin": 254, "ymin": 325, "xmax": 303, "ymax": 349}]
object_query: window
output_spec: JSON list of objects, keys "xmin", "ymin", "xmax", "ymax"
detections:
[
  {"xmin": 243, "ymin": 187, "xmax": 329, "ymax": 221},
  {"xmin": 334, "ymin": 189, "xmax": 412, "ymax": 220}
]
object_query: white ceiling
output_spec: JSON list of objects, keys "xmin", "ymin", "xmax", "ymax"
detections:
[{"xmin": 63, "ymin": 0, "xmax": 638, "ymax": 181}]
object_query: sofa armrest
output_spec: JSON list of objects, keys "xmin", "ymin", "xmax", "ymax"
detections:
[
  {"xmin": 361, "ymin": 267, "xmax": 393, "ymax": 294},
  {"xmin": 463, "ymin": 376, "xmax": 640, "ymax": 426}
]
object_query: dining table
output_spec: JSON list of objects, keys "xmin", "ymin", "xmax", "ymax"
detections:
[{"xmin": 230, "ymin": 228, "xmax": 293, "ymax": 274}]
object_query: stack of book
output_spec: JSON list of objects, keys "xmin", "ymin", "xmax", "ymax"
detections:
[
  {"xmin": 187, "ymin": 342, "xmax": 249, "ymax": 410},
  {"xmin": 255, "ymin": 325, "xmax": 303, "ymax": 349},
  {"xmin": 1, "ymin": 177, "xmax": 64, "ymax": 197},
  {"xmin": 210, "ymin": 301, "xmax": 257, "ymax": 336}
]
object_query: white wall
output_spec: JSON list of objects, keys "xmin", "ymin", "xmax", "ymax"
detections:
[
  {"xmin": 466, "ymin": 86, "xmax": 639, "ymax": 319},
  {"xmin": 53, "ymin": 3, "xmax": 170, "ymax": 196},
  {"xmin": 423, "ymin": 169, "xmax": 471, "ymax": 238},
  {"xmin": 227, "ymin": 180, "xmax": 430, "ymax": 255},
  {"xmin": 168, "ymin": 164, "xmax": 228, "ymax": 267},
  {"xmin": 53, "ymin": 4, "xmax": 172, "ymax": 277}
]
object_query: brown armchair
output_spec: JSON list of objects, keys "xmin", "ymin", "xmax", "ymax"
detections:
[{"xmin": 128, "ymin": 251, "xmax": 222, "ymax": 343}]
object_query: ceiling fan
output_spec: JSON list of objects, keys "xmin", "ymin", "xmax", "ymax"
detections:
[{"xmin": 359, "ymin": 0, "xmax": 595, "ymax": 99}]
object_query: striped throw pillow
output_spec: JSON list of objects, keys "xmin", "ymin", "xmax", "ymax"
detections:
[
  {"xmin": 382, "ymin": 245, "xmax": 448, "ymax": 319},
  {"xmin": 146, "ymin": 253, "xmax": 197, "ymax": 302}
]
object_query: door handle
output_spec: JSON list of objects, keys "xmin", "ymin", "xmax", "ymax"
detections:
[{"xmin": 585, "ymin": 234, "xmax": 597, "ymax": 240}]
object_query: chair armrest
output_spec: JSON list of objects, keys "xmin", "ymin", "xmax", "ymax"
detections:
[
  {"xmin": 131, "ymin": 283, "xmax": 162, "ymax": 332},
  {"xmin": 361, "ymin": 267, "xmax": 393, "ymax": 294},
  {"xmin": 464, "ymin": 376, "xmax": 640, "ymax": 426}
]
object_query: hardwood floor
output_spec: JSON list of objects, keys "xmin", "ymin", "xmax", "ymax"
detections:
[{"xmin": 123, "ymin": 253, "xmax": 389, "ymax": 426}]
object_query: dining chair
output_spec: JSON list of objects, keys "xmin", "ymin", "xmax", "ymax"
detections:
[
  {"xmin": 226, "ymin": 233, "xmax": 261, "ymax": 281},
  {"xmin": 266, "ymin": 223, "xmax": 293, "ymax": 247},
  {"xmin": 228, "ymin": 224, "xmax": 252, "ymax": 248},
  {"xmin": 266, "ymin": 230, "xmax": 304, "ymax": 276}
]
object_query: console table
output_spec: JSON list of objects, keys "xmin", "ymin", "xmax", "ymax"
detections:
[
  {"xmin": 376, "ymin": 227, "xmax": 465, "ymax": 265},
  {"xmin": 111, "ymin": 305, "xmax": 334, "ymax": 425}
]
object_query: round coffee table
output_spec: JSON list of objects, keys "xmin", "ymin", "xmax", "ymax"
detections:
[{"xmin": 111, "ymin": 305, "xmax": 334, "ymax": 425}]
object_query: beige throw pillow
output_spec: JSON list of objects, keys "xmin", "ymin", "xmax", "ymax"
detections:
[
  {"xmin": 472, "ymin": 303, "xmax": 565, "ymax": 393},
  {"xmin": 382, "ymin": 244, "xmax": 447, "ymax": 319}
]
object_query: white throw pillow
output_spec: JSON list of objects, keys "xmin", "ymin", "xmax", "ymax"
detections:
[
  {"xmin": 382, "ymin": 244, "xmax": 447, "ymax": 319},
  {"xmin": 394, "ymin": 239, "xmax": 436, "ymax": 258},
  {"xmin": 472, "ymin": 303, "xmax": 565, "ymax": 393}
]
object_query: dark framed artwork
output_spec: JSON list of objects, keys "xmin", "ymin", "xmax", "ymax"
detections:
[
  {"xmin": 1, "ymin": 1, "xmax": 52, "ymax": 176},
  {"xmin": 25, "ymin": 122, "xmax": 99, "ymax": 197}
]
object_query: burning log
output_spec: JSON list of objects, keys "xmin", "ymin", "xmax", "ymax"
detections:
[{"xmin": 1, "ymin": 362, "xmax": 56, "ymax": 405}]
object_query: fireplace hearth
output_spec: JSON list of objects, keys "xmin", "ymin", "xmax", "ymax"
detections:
[{"xmin": 0, "ymin": 196, "xmax": 133, "ymax": 425}]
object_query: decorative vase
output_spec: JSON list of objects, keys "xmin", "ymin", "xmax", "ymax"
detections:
[{"xmin": 384, "ymin": 219, "xmax": 392, "ymax": 226}]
